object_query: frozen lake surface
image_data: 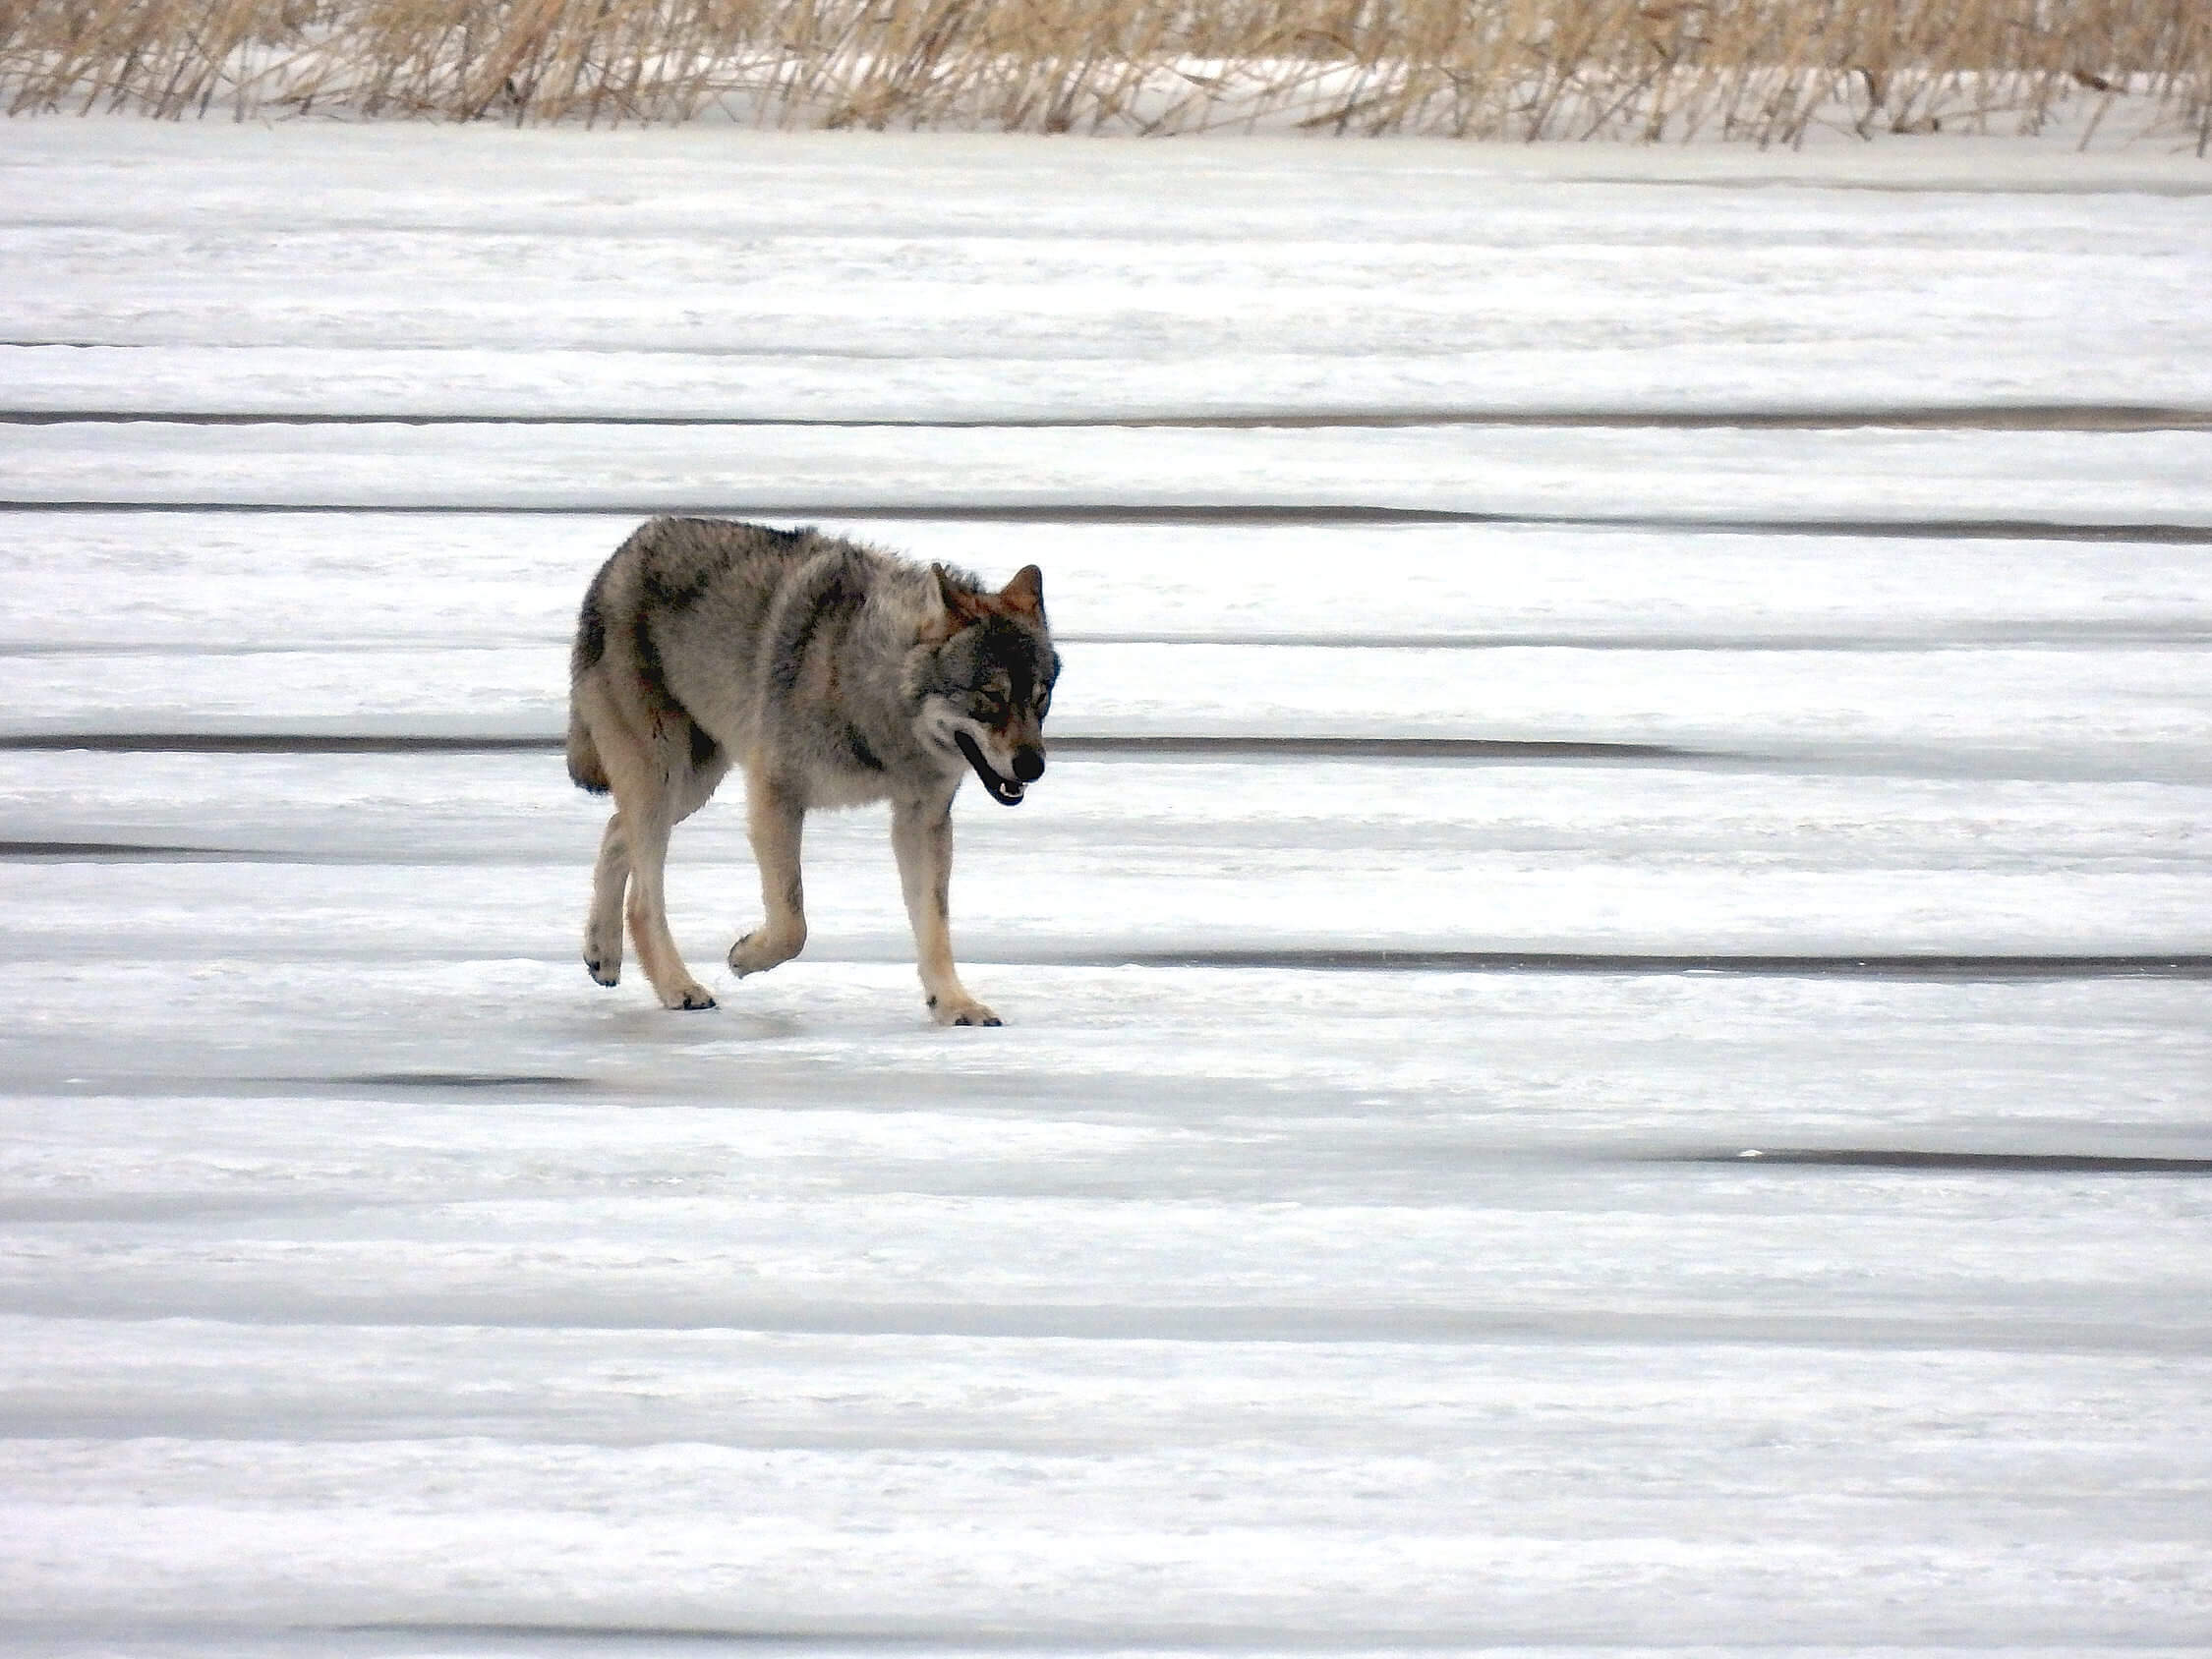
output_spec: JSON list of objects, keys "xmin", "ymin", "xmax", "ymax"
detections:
[{"xmin": 2, "ymin": 121, "xmax": 2210, "ymax": 1656}]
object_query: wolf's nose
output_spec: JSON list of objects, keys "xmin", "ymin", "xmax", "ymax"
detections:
[{"xmin": 1011, "ymin": 746, "xmax": 1045, "ymax": 783}]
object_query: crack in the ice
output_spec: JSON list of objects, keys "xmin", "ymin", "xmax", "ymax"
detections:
[{"xmin": 6, "ymin": 499, "xmax": 2210, "ymax": 543}]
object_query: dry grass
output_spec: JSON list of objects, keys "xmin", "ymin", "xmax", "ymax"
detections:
[{"xmin": 4, "ymin": 0, "xmax": 2209, "ymax": 147}]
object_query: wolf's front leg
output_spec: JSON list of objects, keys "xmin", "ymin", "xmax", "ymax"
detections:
[
  {"xmin": 729, "ymin": 770, "xmax": 808, "ymax": 977},
  {"xmin": 891, "ymin": 791, "xmax": 998, "ymax": 1026}
]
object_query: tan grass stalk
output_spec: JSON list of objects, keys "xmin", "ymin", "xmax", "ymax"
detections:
[{"xmin": 2, "ymin": 0, "xmax": 2206, "ymax": 143}]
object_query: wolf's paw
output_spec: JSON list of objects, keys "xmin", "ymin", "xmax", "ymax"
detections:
[
  {"xmin": 661, "ymin": 982, "xmax": 718, "ymax": 1011},
  {"xmin": 928, "ymin": 995, "xmax": 1002, "ymax": 1028},
  {"xmin": 728, "ymin": 928, "xmax": 803, "ymax": 978},
  {"xmin": 584, "ymin": 917, "xmax": 622, "ymax": 986}
]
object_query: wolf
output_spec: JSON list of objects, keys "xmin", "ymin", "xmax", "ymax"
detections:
[{"xmin": 566, "ymin": 516, "xmax": 1058, "ymax": 1025}]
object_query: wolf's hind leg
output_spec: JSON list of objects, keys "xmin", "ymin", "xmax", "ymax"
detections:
[
  {"xmin": 617, "ymin": 741, "xmax": 729, "ymax": 1006},
  {"xmin": 620, "ymin": 799, "xmax": 717, "ymax": 1011},
  {"xmin": 584, "ymin": 812, "xmax": 629, "ymax": 986},
  {"xmin": 729, "ymin": 768, "xmax": 808, "ymax": 977},
  {"xmin": 588, "ymin": 728, "xmax": 717, "ymax": 1011},
  {"xmin": 891, "ymin": 791, "xmax": 998, "ymax": 1027}
]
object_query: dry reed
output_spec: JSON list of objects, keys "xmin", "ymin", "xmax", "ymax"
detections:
[{"xmin": 4, "ymin": 0, "xmax": 2207, "ymax": 147}]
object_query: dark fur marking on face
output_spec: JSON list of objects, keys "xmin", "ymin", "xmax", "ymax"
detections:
[{"xmin": 975, "ymin": 616, "xmax": 1055, "ymax": 707}]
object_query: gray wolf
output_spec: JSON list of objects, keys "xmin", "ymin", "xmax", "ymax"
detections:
[{"xmin": 566, "ymin": 517, "xmax": 1058, "ymax": 1025}]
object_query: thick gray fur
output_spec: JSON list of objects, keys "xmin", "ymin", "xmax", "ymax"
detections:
[{"xmin": 567, "ymin": 516, "xmax": 1058, "ymax": 1024}]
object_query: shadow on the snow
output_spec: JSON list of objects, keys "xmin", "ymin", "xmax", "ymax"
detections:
[
  {"xmin": 1038, "ymin": 949, "xmax": 2212, "ymax": 981},
  {"xmin": 1671, "ymin": 1148, "xmax": 2212, "ymax": 1175}
]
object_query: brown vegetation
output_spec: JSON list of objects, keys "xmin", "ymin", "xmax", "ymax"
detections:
[{"xmin": 4, "ymin": 0, "xmax": 2208, "ymax": 146}]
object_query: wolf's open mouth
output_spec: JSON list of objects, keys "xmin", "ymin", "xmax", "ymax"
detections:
[{"xmin": 956, "ymin": 731, "xmax": 1026, "ymax": 805}]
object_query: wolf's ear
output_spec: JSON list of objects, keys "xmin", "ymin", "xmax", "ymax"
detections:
[
  {"xmin": 1001, "ymin": 564, "xmax": 1044, "ymax": 616},
  {"xmin": 924, "ymin": 563, "xmax": 984, "ymax": 642}
]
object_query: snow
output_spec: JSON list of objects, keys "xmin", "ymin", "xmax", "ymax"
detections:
[
  {"xmin": 2, "ymin": 119, "xmax": 2210, "ymax": 1657},
  {"xmin": 10, "ymin": 122, "xmax": 2212, "ymax": 425}
]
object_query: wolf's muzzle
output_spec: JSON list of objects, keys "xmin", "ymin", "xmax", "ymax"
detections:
[{"xmin": 956, "ymin": 731, "xmax": 1034, "ymax": 806}]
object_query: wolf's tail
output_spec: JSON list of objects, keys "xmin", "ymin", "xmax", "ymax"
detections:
[{"xmin": 566, "ymin": 707, "xmax": 611, "ymax": 794}]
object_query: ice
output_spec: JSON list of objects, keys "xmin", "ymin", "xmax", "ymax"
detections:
[{"xmin": 1, "ymin": 118, "xmax": 2209, "ymax": 1657}]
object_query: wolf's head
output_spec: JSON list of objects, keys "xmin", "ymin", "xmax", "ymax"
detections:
[{"xmin": 915, "ymin": 563, "xmax": 1059, "ymax": 806}]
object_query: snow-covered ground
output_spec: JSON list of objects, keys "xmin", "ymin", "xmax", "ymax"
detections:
[{"xmin": 2, "ymin": 120, "xmax": 2210, "ymax": 1656}]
